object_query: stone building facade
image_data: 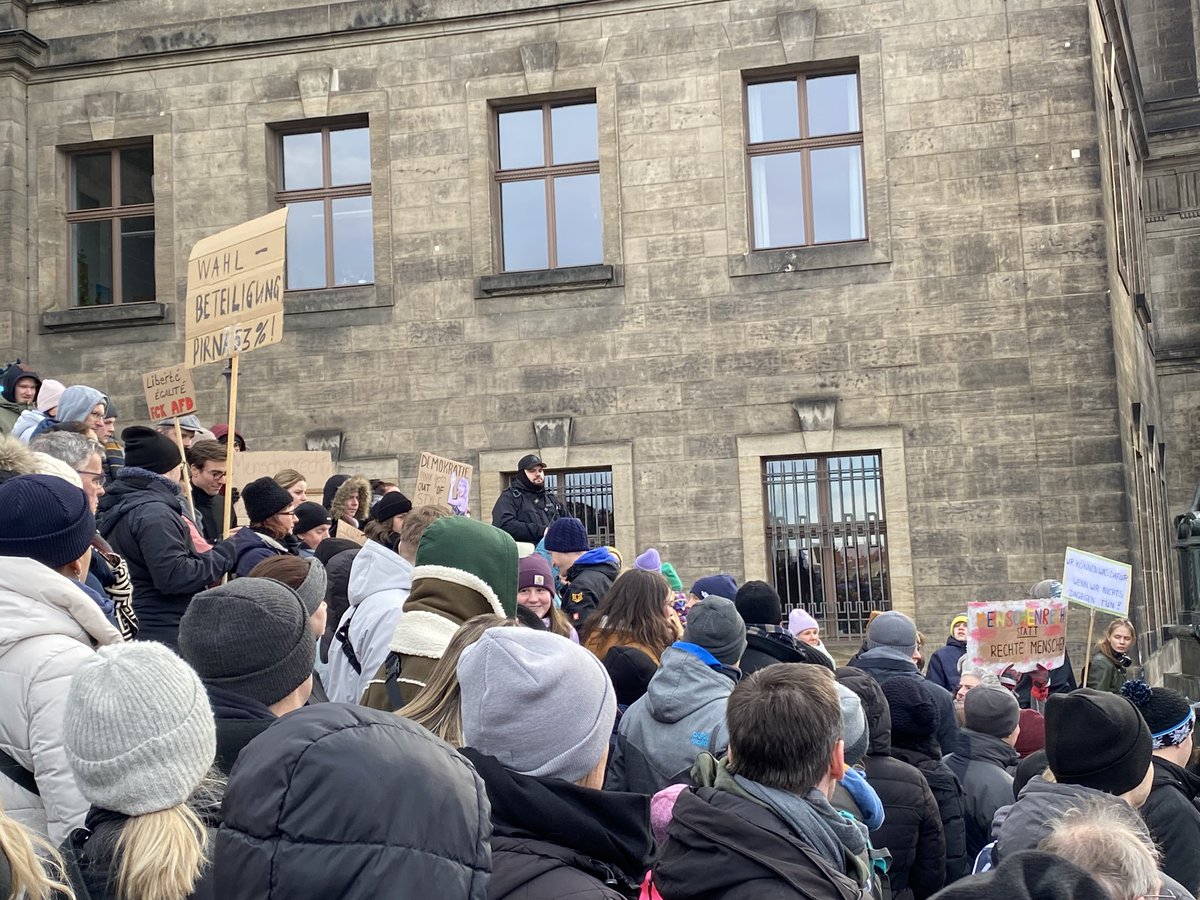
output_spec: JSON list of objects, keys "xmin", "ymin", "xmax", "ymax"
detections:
[{"xmin": 0, "ymin": 0, "xmax": 1194, "ymax": 651}]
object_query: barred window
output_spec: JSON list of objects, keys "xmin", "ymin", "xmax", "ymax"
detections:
[{"xmin": 764, "ymin": 453, "xmax": 890, "ymax": 636}]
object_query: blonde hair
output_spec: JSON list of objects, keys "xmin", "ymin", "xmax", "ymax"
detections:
[
  {"xmin": 113, "ymin": 805, "xmax": 209, "ymax": 900},
  {"xmin": 398, "ymin": 615, "xmax": 512, "ymax": 746},
  {"xmin": 0, "ymin": 803, "xmax": 74, "ymax": 900},
  {"xmin": 273, "ymin": 468, "xmax": 305, "ymax": 491},
  {"xmin": 1097, "ymin": 618, "xmax": 1136, "ymax": 662}
]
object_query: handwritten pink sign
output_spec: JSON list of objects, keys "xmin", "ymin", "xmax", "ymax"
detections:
[{"xmin": 966, "ymin": 599, "xmax": 1068, "ymax": 673}]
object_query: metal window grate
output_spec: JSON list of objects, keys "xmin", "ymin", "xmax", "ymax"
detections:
[{"xmin": 763, "ymin": 453, "xmax": 890, "ymax": 637}]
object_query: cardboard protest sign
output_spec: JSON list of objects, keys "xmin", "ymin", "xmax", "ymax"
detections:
[
  {"xmin": 229, "ymin": 451, "xmax": 334, "ymax": 520},
  {"xmin": 413, "ymin": 452, "xmax": 473, "ymax": 514},
  {"xmin": 966, "ymin": 599, "xmax": 1068, "ymax": 673},
  {"xmin": 185, "ymin": 209, "xmax": 288, "ymax": 368},
  {"xmin": 142, "ymin": 365, "xmax": 198, "ymax": 421},
  {"xmin": 336, "ymin": 521, "xmax": 367, "ymax": 546},
  {"xmin": 1061, "ymin": 547, "xmax": 1132, "ymax": 616}
]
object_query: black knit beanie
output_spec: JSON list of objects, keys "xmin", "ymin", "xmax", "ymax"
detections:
[
  {"xmin": 1045, "ymin": 688, "xmax": 1151, "ymax": 795},
  {"xmin": 122, "ymin": 425, "xmax": 182, "ymax": 475},
  {"xmin": 1122, "ymin": 680, "xmax": 1195, "ymax": 750},
  {"xmin": 0, "ymin": 474, "xmax": 95, "ymax": 568},
  {"xmin": 881, "ymin": 677, "xmax": 940, "ymax": 743},
  {"xmin": 733, "ymin": 580, "xmax": 782, "ymax": 626},
  {"xmin": 242, "ymin": 476, "xmax": 293, "ymax": 523}
]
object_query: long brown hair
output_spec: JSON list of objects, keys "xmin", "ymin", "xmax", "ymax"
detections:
[
  {"xmin": 1097, "ymin": 618, "xmax": 1135, "ymax": 663},
  {"xmin": 579, "ymin": 569, "xmax": 674, "ymax": 657},
  {"xmin": 544, "ymin": 603, "xmax": 575, "ymax": 640},
  {"xmin": 397, "ymin": 615, "xmax": 514, "ymax": 745}
]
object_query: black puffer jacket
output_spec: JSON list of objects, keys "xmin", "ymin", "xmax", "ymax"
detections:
[
  {"xmin": 96, "ymin": 468, "xmax": 236, "ymax": 648},
  {"xmin": 1142, "ymin": 756, "xmax": 1200, "ymax": 895},
  {"xmin": 461, "ymin": 748, "xmax": 653, "ymax": 899},
  {"xmin": 836, "ymin": 668, "xmax": 945, "ymax": 900},
  {"xmin": 490, "ymin": 474, "xmax": 563, "ymax": 543},
  {"xmin": 849, "ymin": 648, "xmax": 959, "ymax": 755},
  {"xmin": 741, "ymin": 625, "xmax": 834, "ymax": 674},
  {"xmin": 561, "ymin": 556, "xmax": 621, "ymax": 626},
  {"xmin": 216, "ymin": 704, "xmax": 490, "ymax": 900},
  {"xmin": 891, "ymin": 737, "xmax": 970, "ymax": 883}
]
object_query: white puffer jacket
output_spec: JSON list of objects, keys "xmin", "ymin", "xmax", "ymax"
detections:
[
  {"xmin": 325, "ymin": 541, "xmax": 411, "ymax": 705},
  {"xmin": 0, "ymin": 557, "xmax": 123, "ymax": 843}
]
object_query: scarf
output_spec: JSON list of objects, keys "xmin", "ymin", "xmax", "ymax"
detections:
[
  {"xmin": 735, "ymin": 775, "xmax": 869, "ymax": 872},
  {"xmin": 839, "ymin": 767, "xmax": 885, "ymax": 830}
]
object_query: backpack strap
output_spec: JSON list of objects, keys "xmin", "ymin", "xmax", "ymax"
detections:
[
  {"xmin": 334, "ymin": 609, "xmax": 362, "ymax": 675},
  {"xmin": 383, "ymin": 652, "xmax": 406, "ymax": 711},
  {"xmin": 0, "ymin": 747, "xmax": 39, "ymax": 796}
]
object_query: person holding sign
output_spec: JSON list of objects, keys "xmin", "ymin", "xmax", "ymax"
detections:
[
  {"xmin": 1087, "ymin": 618, "xmax": 1136, "ymax": 694},
  {"xmin": 96, "ymin": 427, "xmax": 238, "ymax": 649}
]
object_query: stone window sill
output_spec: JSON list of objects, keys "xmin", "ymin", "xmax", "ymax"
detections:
[
  {"xmin": 283, "ymin": 284, "xmax": 392, "ymax": 314},
  {"xmin": 40, "ymin": 301, "xmax": 169, "ymax": 333},
  {"xmin": 476, "ymin": 264, "xmax": 618, "ymax": 298},
  {"xmin": 729, "ymin": 242, "xmax": 891, "ymax": 278}
]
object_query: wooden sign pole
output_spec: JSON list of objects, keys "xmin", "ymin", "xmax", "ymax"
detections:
[
  {"xmin": 222, "ymin": 353, "xmax": 240, "ymax": 540},
  {"xmin": 174, "ymin": 417, "xmax": 197, "ymax": 521},
  {"xmin": 1081, "ymin": 608, "xmax": 1097, "ymax": 686}
]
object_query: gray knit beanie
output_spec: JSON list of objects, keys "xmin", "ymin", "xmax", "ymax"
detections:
[
  {"xmin": 866, "ymin": 610, "xmax": 918, "ymax": 655},
  {"xmin": 965, "ymin": 684, "xmax": 1021, "ymax": 738},
  {"xmin": 179, "ymin": 579, "xmax": 316, "ymax": 706},
  {"xmin": 293, "ymin": 556, "xmax": 328, "ymax": 617},
  {"xmin": 837, "ymin": 683, "xmax": 870, "ymax": 766},
  {"xmin": 683, "ymin": 596, "xmax": 748, "ymax": 666},
  {"xmin": 458, "ymin": 629, "xmax": 616, "ymax": 784},
  {"xmin": 64, "ymin": 642, "xmax": 216, "ymax": 816}
]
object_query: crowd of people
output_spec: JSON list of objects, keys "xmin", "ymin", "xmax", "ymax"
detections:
[{"xmin": 0, "ymin": 363, "xmax": 1197, "ymax": 900}]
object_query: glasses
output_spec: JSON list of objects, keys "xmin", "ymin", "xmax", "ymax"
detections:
[{"xmin": 75, "ymin": 470, "xmax": 107, "ymax": 487}]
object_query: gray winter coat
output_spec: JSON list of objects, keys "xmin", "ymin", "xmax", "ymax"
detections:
[
  {"xmin": 605, "ymin": 644, "xmax": 735, "ymax": 795},
  {"xmin": 943, "ymin": 729, "xmax": 1018, "ymax": 859}
]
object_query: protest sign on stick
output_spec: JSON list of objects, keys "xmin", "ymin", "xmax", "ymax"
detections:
[
  {"xmin": 337, "ymin": 521, "xmax": 367, "ymax": 546},
  {"xmin": 228, "ymin": 451, "xmax": 335, "ymax": 521},
  {"xmin": 966, "ymin": 599, "xmax": 1068, "ymax": 674},
  {"xmin": 1062, "ymin": 547, "xmax": 1133, "ymax": 683},
  {"xmin": 141, "ymin": 364, "xmax": 199, "ymax": 521},
  {"xmin": 184, "ymin": 208, "xmax": 289, "ymax": 537},
  {"xmin": 412, "ymin": 452, "xmax": 473, "ymax": 514}
]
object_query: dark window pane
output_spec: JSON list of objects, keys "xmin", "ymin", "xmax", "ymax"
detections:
[
  {"xmin": 120, "ymin": 216, "xmax": 156, "ymax": 302},
  {"xmin": 498, "ymin": 109, "xmax": 544, "ymax": 170},
  {"xmin": 330, "ymin": 128, "xmax": 371, "ymax": 186},
  {"xmin": 811, "ymin": 146, "xmax": 866, "ymax": 243},
  {"xmin": 551, "ymin": 103, "xmax": 598, "ymax": 164},
  {"xmin": 332, "ymin": 196, "xmax": 375, "ymax": 286},
  {"xmin": 285, "ymin": 200, "xmax": 327, "ymax": 289},
  {"xmin": 553, "ymin": 173, "xmax": 602, "ymax": 267},
  {"xmin": 73, "ymin": 153, "xmax": 112, "ymax": 210},
  {"xmin": 807, "ymin": 73, "xmax": 860, "ymax": 136},
  {"xmin": 282, "ymin": 132, "xmax": 324, "ymax": 190},
  {"xmin": 119, "ymin": 147, "xmax": 154, "ymax": 206},
  {"xmin": 72, "ymin": 220, "xmax": 113, "ymax": 306},
  {"xmin": 751, "ymin": 153, "xmax": 805, "ymax": 248},
  {"xmin": 500, "ymin": 179, "xmax": 548, "ymax": 271},
  {"xmin": 747, "ymin": 81, "xmax": 800, "ymax": 144}
]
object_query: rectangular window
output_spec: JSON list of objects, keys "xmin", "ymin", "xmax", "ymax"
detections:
[
  {"xmin": 745, "ymin": 71, "xmax": 866, "ymax": 250},
  {"xmin": 763, "ymin": 453, "xmax": 889, "ymax": 637},
  {"xmin": 274, "ymin": 123, "xmax": 374, "ymax": 291},
  {"xmin": 504, "ymin": 466, "xmax": 614, "ymax": 547},
  {"xmin": 493, "ymin": 99, "xmax": 602, "ymax": 271},
  {"xmin": 67, "ymin": 145, "xmax": 155, "ymax": 306}
]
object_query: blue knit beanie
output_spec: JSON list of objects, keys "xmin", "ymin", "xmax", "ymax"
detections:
[
  {"xmin": 544, "ymin": 517, "xmax": 589, "ymax": 553},
  {"xmin": 0, "ymin": 474, "xmax": 95, "ymax": 568}
]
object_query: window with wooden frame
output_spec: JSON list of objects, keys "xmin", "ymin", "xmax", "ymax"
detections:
[
  {"xmin": 493, "ymin": 98, "xmax": 602, "ymax": 271},
  {"xmin": 275, "ymin": 122, "xmax": 374, "ymax": 291},
  {"xmin": 745, "ymin": 70, "xmax": 866, "ymax": 250},
  {"xmin": 67, "ymin": 145, "xmax": 155, "ymax": 306}
]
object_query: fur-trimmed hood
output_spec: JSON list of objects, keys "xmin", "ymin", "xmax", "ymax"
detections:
[
  {"xmin": 0, "ymin": 435, "xmax": 37, "ymax": 479},
  {"xmin": 331, "ymin": 475, "xmax": 370, "ymax": 523}
]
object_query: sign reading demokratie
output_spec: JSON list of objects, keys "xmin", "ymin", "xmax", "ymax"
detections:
[
  {"xmin": 185, "ymin": 208, "xmax": 288, "ymax": 368},
  {"xmin": 142, "ymin": 364, "xmax": 198, "ymax": 421},
  {"xmin": 413, "ymin": 451, "xmax": 474, "ymax": 514},
  {"xmin": 966, "ymin": 599, "xmax": 1068, "ymax": 673}
]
